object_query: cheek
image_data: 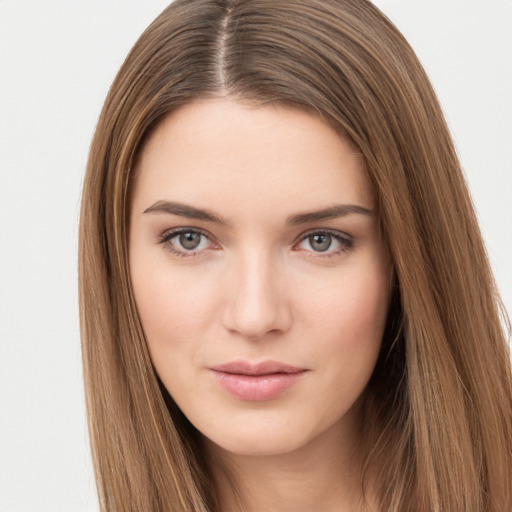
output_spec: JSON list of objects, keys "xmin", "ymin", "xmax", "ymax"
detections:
[
  {"xmin": 301, "ymin": 261, "xmax": 390, "ymax": 389},
  {"xmin": 130, "ymin": 268, "xmax": 214, "ymax": 410},
  {"xmin": 129, "ymin": 247, "xmax": 220, "ymax": 371},
  {"xmin": 302, "ymin": 257, "xmax": 389, "ymax": 335}
]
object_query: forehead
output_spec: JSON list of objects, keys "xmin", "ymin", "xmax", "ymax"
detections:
[{"xmin": 133, "ymin": 98, "xmax": 374, "ymax": 217}]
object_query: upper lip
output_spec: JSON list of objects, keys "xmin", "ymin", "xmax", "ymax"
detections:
[{"xmin": 210, "ymin": 360, "xmax": 306, "ymax": 375}]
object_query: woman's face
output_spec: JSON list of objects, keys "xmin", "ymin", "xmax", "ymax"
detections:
[{"xmin": 129, "ymin": 98, "xmax": 391, "ymax": 456}]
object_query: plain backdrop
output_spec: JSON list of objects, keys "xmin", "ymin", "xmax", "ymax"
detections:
[{"xmin": 0, "ymin": 1, "xmax": 510, "ymax": 511}]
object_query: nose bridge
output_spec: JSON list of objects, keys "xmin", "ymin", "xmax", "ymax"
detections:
[{"xmin": 222, "ymin": 244, "xmax": 289, "ymax": 339}]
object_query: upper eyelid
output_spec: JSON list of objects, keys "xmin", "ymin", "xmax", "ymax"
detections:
[
  {"xmin": 159, "ymin": 226, "xmax": 214, "ymax": 242},
  {"xmin": 294, "ymin": 228, "xmax": 352, "ymax": 243}
]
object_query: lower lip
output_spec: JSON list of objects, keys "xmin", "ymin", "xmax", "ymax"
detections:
[{"xmin": 211, "ymin": 370, "xmax": 306, "ymax": 401}]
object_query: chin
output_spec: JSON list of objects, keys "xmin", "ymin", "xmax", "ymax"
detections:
[
  {"xmin": 198, "ymin": 409, "xmax": 339, "ymax": 459},
  {"xmin": 205, "ymin": 430, "xmax": 310, "ymax": 458}
]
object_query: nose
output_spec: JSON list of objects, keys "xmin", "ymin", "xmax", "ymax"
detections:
[{"xmin": 221, "ymin": 249, "xmax": 292, "ymax": 341}]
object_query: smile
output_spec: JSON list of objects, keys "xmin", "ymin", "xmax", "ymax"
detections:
[{"xmin": 210, "ymin": 360, "xmax": 308, "ymax": 401}]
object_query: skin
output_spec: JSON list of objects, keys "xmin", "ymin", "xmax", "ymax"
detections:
[{"xmin": 129, "ymin": 98, "xmax": 391, "ymax": 511}]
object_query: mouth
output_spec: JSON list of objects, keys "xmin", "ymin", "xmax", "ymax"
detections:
[{"xmin": 209, "ymin": 360, "xmax": 308, "ymax": 401}]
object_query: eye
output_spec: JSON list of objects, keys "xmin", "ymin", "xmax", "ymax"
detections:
[
  {"xmin": 159, "ymin": 228, "xmax": 215, "ymax": 257},
  {"xmin": 295, "ymin": 230, "xmax": 352, "ymax": 256},
  {"xmin": 305, "ymin": 233, "xmax": 334, "ymax": 252},
  {"xmin": 176, "ymin": 231, "xmax": 204, "ymax": 250}
]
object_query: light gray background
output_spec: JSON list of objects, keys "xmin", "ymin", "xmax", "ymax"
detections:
[{"xmin": 0, "ymin": 1, "xmax": 510, "ymax": 511}]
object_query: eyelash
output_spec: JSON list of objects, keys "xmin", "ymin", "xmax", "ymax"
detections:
[
  {"xmin": 157, "ymin": 228, "xmax": 353, "ymax": 259},
  {"xmin": 295, "ymin": 229, "xmax": 353, "ymax": 258},
  {"xmin": 158, "ymin": 228, "xmax": 215, "ymax": 259}
]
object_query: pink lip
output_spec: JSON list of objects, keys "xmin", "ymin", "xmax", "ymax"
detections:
[{"xmin": 209, "ymin": 360, "xmax": 307, "ymax": 401}]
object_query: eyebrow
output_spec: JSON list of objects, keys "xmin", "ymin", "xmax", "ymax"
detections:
[
  {"xmin": 286, "ymin": 204, "xmax": 373, "ymax": 225},
  {"xmin": 143, "ymin": 200, "xmax": 229, "ymax": 224},
  {"xmin": 143, "ymin": 200, "xmax": 373, "ymax": 225}
]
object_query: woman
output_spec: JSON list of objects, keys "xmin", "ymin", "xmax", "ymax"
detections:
[{"xmin": 78, "ymin": 0, "xmax": 512, "ymax": 510}]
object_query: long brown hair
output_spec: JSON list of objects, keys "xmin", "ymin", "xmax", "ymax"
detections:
[{"xmin": 79, "ymin": 1, "xmax": 512, "ymax": 510}]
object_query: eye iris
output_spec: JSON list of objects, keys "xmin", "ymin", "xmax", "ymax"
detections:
[
  {"xmin": 179, "ymin": 232, "xmax": 201, "ymax": 250},
  {"xmin": 309, "ymin": 233, "xmax": 331, "ymax": 252}
]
